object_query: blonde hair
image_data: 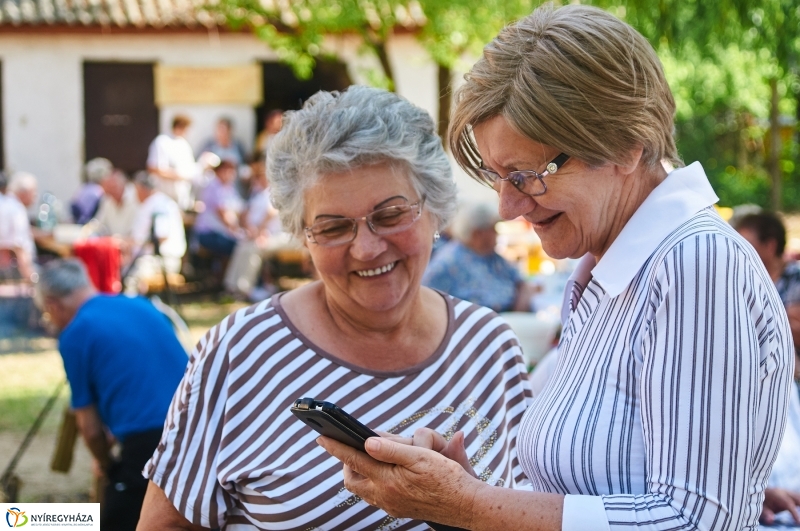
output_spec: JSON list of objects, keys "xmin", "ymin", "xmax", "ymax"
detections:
[{"xmin": 450, "ymin": 3, "xmax": 681, "ymax": 182}]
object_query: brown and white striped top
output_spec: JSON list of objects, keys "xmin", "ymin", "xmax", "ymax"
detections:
[{"xmin": 144, "ymin": 291, "xmax": 533, "ymax": 530}]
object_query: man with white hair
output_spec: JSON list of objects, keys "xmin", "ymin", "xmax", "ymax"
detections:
[
  {"xmin": 70, "ymin": 157, "xmax": 112, "ymax": 224},
  {"xmin": 0, "ymin": 171, "xmax": 37, "ymax": 279},
  {"xmin": 93, "ymin": 169, "xmax": 139, "ymax": 237}
]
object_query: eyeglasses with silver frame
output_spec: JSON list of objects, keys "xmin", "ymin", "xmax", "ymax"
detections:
[
  {"xmin": 304, "ymin": 197, "xmax": 426, "ymax": 247},
  {"xmin": 478, "ymin": 153, "xmax": 570, "ymax": 196}
]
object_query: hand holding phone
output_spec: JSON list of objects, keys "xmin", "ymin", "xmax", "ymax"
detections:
[{"xmin": 291, "ymin": 398, "xmax": 468, "ymax": 531}]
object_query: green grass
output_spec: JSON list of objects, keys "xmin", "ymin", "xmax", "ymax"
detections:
[
  {"xmin": 0, "ymin": 351, "xmax": 68, "ymax": 434},
  {"xmin": 179, "ymin": 300, "xmax": 250, "ymax": 329}
]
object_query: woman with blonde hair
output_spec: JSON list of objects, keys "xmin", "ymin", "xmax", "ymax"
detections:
[{"xmin": 320, "ymin": 4, "xmax": 794, "ymax": 530}]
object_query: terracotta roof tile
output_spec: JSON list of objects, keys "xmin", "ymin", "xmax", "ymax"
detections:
[
  {"xmin": 0, "ymin": 0, "xmax": 211, "ymax": 26},
  {"xmin": 0, "ymin": 0, "xmax": 424, "ymax": 29}
]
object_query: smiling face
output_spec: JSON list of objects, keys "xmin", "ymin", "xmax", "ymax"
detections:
[
  {"xmin": 473, "ymin": 115, "xmax": 646, "ymax": 260},
  {"xmin": 303, "ymin": 162, "xmax": 436, "ymax": 316}
]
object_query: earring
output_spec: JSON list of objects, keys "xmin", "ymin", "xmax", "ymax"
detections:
[{"xmin": 433, "ymin": 231, "xmax": 440, "ymax": 242}]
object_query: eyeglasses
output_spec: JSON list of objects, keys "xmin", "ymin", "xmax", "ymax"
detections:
[
  {"xmin": 304, "ymin": 198, "xmax": 425, "ymax": 247},
  {"xmin": 477, "ymin": 153, "xmax": 570, "ymax": 196}
]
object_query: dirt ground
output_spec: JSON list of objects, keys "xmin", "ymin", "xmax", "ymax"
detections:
[
  {"xmin": 0, "ymin": 349, "xmax": 94, "ymax": 503},
  {"xmin": 0, "ymin": 430, "xmax": 94, "ymax": 503}
]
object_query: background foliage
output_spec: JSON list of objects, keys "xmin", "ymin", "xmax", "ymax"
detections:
[{"xmin": 213, "ymin": 0, "xmax": 799, "ymax": 209}]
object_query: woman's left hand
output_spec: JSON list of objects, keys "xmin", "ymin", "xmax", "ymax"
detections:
[{"xmin": 317, "ymin": 435, "xmax": 482, "ymax": 527}]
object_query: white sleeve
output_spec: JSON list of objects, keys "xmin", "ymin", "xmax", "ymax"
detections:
[
  {"xmin": 94, "ymin": 199, "xmax": 111, "ymax": 231},
  {"xmin": 130, "ymin": 203, "xmax": 150, "ymax": 246},
  {"xmin": 563, "ymin": 495, "xmax": 611, "ymax": 531}
]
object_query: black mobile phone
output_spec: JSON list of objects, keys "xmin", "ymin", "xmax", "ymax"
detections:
[
  {"xmin": 291, "ymin": 397, "xmax": 378, "ymax": 451},
  {"xmin": 291, "ymin": 398, "xmax": 468, "ymax": 531}
]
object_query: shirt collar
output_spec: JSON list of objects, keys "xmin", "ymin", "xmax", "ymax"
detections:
[{"xmin": 590, "ymin": 161, "xmax": 718, "ymax": 298}]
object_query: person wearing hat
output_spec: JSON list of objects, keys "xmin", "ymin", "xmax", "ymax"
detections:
[{"xmin": 423, "ymin": 201, "xmax": 539, "ymax": 312}]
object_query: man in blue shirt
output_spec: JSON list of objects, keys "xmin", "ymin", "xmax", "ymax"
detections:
[{"xmin": 37, "ymin": 259, "xmax": 187, "ymax": 531}]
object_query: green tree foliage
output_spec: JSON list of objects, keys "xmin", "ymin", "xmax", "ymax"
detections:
[
  {"xmin": 210, "ymin": 0, "xmax": 408, "ymax": 87},
  {"xmin": 214, "ymin": 0, "xmax": 799, "ymax": 208},
  {"xmin": 210, "ymin": 0, "xmax": 538, "ymax": 140},
  {"xmin": 590, "ymin": 0, "xmax": 800, "ymax": 209}
]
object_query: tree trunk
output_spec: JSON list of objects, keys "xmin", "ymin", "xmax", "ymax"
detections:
[
  {"xmin": 769, "ymin": 77, "xmax": 781, "ymax": 211},
  {"xmin": 366, "ymin": 29, "xmax": 396, "ymax": 91},
  {"xmin": 796, "ymin": 72, "xmax": 800, "ymax": 161},
  {"xmin": 437, "ymin": 64, "xmax": 452, "ymax": 149}
]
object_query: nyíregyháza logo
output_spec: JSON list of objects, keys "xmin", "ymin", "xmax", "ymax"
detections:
[{"xmin": 5, "ymin": 508, "xmax": 27, "ymax": 528}]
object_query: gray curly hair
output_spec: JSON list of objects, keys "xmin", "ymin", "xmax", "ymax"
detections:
[{"xmin": 267, "ymin": 86, "xmax": 458, "ymax": 237}]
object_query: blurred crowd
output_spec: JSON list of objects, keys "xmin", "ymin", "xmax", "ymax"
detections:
[
  {"xmin": 0, "ymin": 111, "xmax": 290, "ymax": 302},
  {"xmin": 0, "ymin": 107, "xmax": 560, "ymax": 321}
]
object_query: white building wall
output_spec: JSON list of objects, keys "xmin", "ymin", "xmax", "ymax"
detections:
[{"xmin": 0, "ymin": 30, "xmax": 493, "ymax": 208}]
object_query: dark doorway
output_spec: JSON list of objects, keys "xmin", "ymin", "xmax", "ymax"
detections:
[
  {"xmin": 84, "ymin": 62, "xmax": 159, "ymax": 175},
  {"xmin": 255, "ymin": 60, "xmax": 352, "ymax": 147}
]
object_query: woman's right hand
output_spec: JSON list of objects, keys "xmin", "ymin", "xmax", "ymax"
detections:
[
  {"xmin": 410, "ymin": 428, "xmax": 478, "ymax": 478},
  {"xmin": 376, "ymin": 429, "xmax": 477, "ymax": 478}
]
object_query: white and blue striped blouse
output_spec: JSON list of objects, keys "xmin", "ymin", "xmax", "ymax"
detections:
[{"xmin": 518, "ymin": 162, "xmax": 794, "ymax": 530}]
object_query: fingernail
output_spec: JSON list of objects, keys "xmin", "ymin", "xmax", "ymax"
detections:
[
  {"xmin": 316, "ymin": 437, "xmax": 325, "ymax": 447},
  {"xmin": 366, "ymin": 438, "xmax": 381, "ymax": 452}
]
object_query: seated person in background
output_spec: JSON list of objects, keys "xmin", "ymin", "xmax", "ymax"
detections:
[
  {"xmin": 71, "ymin": 158, "xmax": 111, "ymax": 224},
  {"xmin": 423, "ymin": 202, "xmax": 539, "ymax": 312},
  {"xmin": 138, "ymin": 86, "xmax": 533, "ymax": 530},
  {"xmin": 93, "ymin": 169, "xmax": 139, "ymax": 238},
  {"xmin": 735, "ymin": 211, "xmax": 800, "ymax": 524},
  {"xmin": 200, "ymin": 117, "xmax": 247, "ymax": 168},
  {"xmin": 200, "ymin": 117, "xmax": 249, "ymax": 197},
  {"xmin": 36, "ymin": 259, "xmax": 187, "ymax": 531},
  {"xmin": 736, "ymin": 212, "xmax": 800, "ymax": 351},
  {"xmin": 193, "ymin": 159, "xmax": 243, "ymax": 257},
  {"xmin": 223, "ymin": 154, "xmax": 286, "ymax": 299},
  {"xmin": 125, "ymin": 172, "xmax": 187, "ymax": 294},
  {"xmin": 0, "ymin": 172, "xmax": 38, "ymax": 279}
]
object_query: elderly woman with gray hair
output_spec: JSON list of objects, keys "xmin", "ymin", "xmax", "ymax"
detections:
[
  {"xmin": 424, "ymin": 202, "xmax": 538, "ymax": 313},
  {"xmin": 137, "ymin": 86, "xmax": 533, "ymax": 530},
  {"xmin": 319, "ymin": 4, "xmax": 794, "ymax": 531}
]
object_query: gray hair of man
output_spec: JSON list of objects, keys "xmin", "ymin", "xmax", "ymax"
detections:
[
  {"xmin": 267, "ymin": 85, "xmax": 458, "ymax": 237},
  {"xmin": 35, "ymin": 258, "xmax": 92, "ymax": 305},
  {"xmin": 450, "ymin": 202, "xmax": 501, "ymax": 243},
  {"xmin": 85, "ymin": 158, "xmax": 114, "ymax": 184},
  {"xmin": 133, "ymin": 170, "xmax": 157, "ymax": 190},
  {"xmin": 8, "ymin": 171, "xmax": 37, "ymax": 194}
]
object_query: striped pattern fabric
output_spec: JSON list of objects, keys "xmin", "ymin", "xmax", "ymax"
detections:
[
  {"xmin": 144, "ymin": 291, "xmax": 533, "ymax": 530},
  {"xmin": 518, "ymin": 208, "xmax": 794, "ymax": 530}
]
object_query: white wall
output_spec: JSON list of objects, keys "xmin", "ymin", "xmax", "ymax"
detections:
[
  {"xmin": 2, "ymin": 39, "xmax": 84, "ymax": 203},
  {"xmin": 0, "ymin": 30, "xmax": 494, "ymax": 206}
]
